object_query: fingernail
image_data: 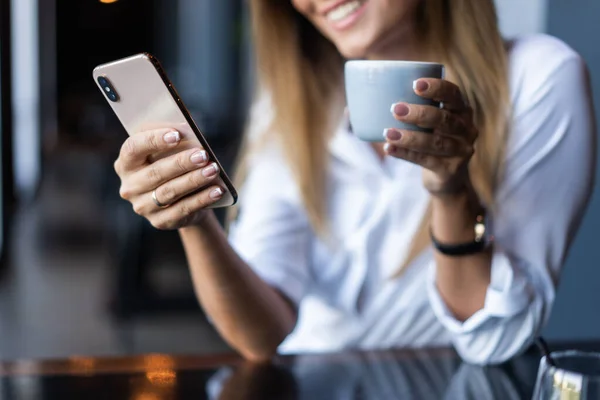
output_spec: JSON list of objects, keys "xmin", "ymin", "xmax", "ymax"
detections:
[
  {"xmin": 384, "ymin": 128, "xmax": 401, "ymax": 141},
  {"xmin": 202, "ymin": 163, "xmax": 219, "ymax": 178},
  {"xmin": 413, "ymin": 80, "xmax": 429, "ymax": 92},
  {"xmin": 384, "ymin": 143, "xmax": 396, "ymax": 153},
  {"xmin": 209, "ymin": 187, "xmax": 224, "ymax": 200},
  {"xmin": 190, "ymin": 150, "xmax": 208, "ymax": 165},
  {"xmin": 163, "ymin": 131, "xmax": 180, "ymax": 144},
  {"xmin": 391, "ymin": 103, "xmax": 409, "ymax": 117}
]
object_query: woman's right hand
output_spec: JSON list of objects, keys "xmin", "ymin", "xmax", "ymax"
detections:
[{"xmin": 114, "ymin": 128, "xmax": 225, "ymax": 230}]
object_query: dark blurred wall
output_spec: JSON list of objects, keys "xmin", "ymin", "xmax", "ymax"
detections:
[
  {"xmin": 54, "ymin": 0, "xmax": 247, "ymax": 146},
  {"xmin": 56, "ymin": 0, "xmax": 157, "ymax": 142},
  {"xmin": 543, "ymin": 0, "xmax": 600, "ymax": 341},
  {"xmin": 0, "ymin": 0, "xmax": 13, "ymax": 266},
  {"xmin": 57, "ymin": 0, "xmax": 156, "ymax": 88},
  {"xmin": 164, "ymin": 0, "xmax": 246, "ymax": 140}
]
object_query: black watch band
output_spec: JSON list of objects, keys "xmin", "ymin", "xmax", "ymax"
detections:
[{"xmin": 430, "ymin": 214, "xmax": 491, "ymax": 256}]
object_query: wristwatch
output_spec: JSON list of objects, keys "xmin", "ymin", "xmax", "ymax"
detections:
[{"xmin": 430, "ymin": 214, "xmax": 492, "ymax": 256}]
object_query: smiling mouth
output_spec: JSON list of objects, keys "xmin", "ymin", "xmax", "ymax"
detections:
[{"xmin": 325, "ymin": 0, "xmax": 367, "ymax": 23}]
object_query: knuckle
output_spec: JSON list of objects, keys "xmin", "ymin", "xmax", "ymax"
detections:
[
  {"xmin": 403, "ymin": 132, "xmax": 415, "ymax": 146},
  {"xmin": 194, "ymin": 191, "xmax": 212, "ymax": 210},
  {"xmin": 189, "ymin": 169, "xmax": 205, "ymax": 187},
  {"xmin": 113, "ymin": 159, "xmax": 121, "ymax": 174},
  {"xmin": 119, "ymin": 185, "xmax": 131, "ymax": 200},
  {"xmin": 150, "ymin": 218, "xmax": 167, "ymax": 230},
  {"xmin": 175, "ymin": 152, "xmax": 189, "ymax": 173},
  {"xmin": 132, "ymin": 202, "xmax": 144, "ymax": 216},
  {"xmin": 416, "ymin": 106, "xmax": 427, "ymax": 122},
  {"xmin": 145, "ymin": 165, "xmax": 162, "ymax": 185},
  {"xmin": 121, "ymin": 139, "xmax": 137, "ymax": 159},
  {"xmin": 178, "ymin": 203, "xmax": 194, "ymax": 219},
  {"xmin": 151, "ymin": 214, "xmax": 178, "ymax": 230},
  {"xmin": 158, "ymin": 184, "xmax": 176, "ymax": 204},
  {"xmin": 145, "ymin": 132, "xmax": 160, "ymax": 151}
]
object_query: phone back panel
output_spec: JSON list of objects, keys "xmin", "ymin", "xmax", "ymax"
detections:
[{"xmin": 92, "ymin": 53, "xmax": 236, "ymax": 208}]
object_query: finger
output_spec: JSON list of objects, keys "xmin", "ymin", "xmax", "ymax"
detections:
[
  {"xmin": 126, "ymin": 148, "xmax": 210, "ymax": 194},
  {"xmin": 413, "ymin": 78, "xmax": 467, "ymax": 111},
  {"xmin": 154, "ymin": 162, "xmax": 221, "ymax": 208},
  {"xmin": 384, "ymin": 129, "xmax": 473, "ymax": 157},
  {"xmin": 117, "ymin": 128, "xmax": 182, "ymax": 171},
  {"xmin": 384, "ymin": 143, "xmax": 445, "ymax": 173},
  {"xmin": 134, "ymin": 162, "xmax": 221, "ymax": 215},
  {"xmin": 391, "ymin": 103, "xmax": 465, "ymax": 134},
  {"xmin": 150, "ymin": 185, "xmax": 225, "ymax": 230}
]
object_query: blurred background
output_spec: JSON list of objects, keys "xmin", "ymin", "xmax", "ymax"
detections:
[{"xmin": 0, "ymin": 0, "xmax": 597, "ymax": 361}]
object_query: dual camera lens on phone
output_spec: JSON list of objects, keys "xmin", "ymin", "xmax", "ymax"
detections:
[{"xmin": 97, "ymin": 76, "xmax": 119, "ymax": 102}]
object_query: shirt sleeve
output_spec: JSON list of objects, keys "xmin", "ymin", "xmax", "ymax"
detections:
[
  {"xmin": 228, "ymin": 145, "xmax": 314, "ymax": 307},
  {"xmin": 426, "ymin": 41, "xmax": 596, "ymax": 365}
]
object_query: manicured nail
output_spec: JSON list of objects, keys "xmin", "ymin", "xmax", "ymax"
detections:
[
  {"xmin": 384, "ymin": 128, "xmax": 401, "ymax": 141},
  {"xmin": 209, "ymin": 187, "xmax": 224, "ymax": 200},
  {"xmin": 163, "ymin": 131, "xmax": 180, "ymax": 144},
  {"xmin": 190, "ymin": 150, "xmax": 208, "ymax": 165},
  {"xmin": 413, "ymin": 80, "xmax": 429, "ymax": 92},
  {"xmin": 202, "ymin": 163, "xmax": 219, "ymax": 178},
  {"xmin": 391, "ymin": 103, "xmax": 409, "ymax": 117},
  {"xmin": 384, "ymin": 143, "xmax": 396, "ymax": 153}
]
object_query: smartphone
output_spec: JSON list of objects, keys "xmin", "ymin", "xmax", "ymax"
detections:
[{"xmin": 92, "ymin": 53, "xmax": 237, "ymax": 208}]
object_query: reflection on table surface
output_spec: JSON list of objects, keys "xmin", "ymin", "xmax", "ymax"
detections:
[
  {"xmin": 0, "ymin": 342, "xmax": 596, "ymax": 400},
  {"xmin": 206, "ymin": 348, "xmax": 537, "ymax": 400}
]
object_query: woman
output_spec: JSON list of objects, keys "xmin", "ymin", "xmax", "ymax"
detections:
[{"xmin": 113, "ymin": 0, "xmax": 596, "ymax": 365}]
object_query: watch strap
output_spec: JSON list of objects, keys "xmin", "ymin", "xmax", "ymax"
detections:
[{"xmin": 430, "ymin": 214, "xmax": 491, "ymax": 256}]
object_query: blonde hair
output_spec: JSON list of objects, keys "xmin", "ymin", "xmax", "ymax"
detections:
[{"xmin": 232, "ymin": 0, "xmax": 510, "ymax": 273}]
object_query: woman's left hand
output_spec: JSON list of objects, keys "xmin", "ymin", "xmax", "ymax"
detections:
[{"xmin": 384, "ymin": 78, "xmax": 477, "ymax": 196}]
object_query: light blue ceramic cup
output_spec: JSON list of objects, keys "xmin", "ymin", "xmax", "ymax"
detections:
[{"xmin": 344, "ymin": 60, "xmax": 445, "ymax": 142}]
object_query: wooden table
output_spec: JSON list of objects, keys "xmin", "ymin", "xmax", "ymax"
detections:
[{"xmin": 0, "ymin": 342, "xmax": 597, "ymax": 399}]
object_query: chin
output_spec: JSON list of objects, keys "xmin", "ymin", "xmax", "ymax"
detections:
[{"xmin": 334, "ymin": 42, "xmax": 370, "ymax": 60}]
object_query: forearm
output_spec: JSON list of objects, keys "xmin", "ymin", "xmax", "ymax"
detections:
[
  {"xmin": 178, "ymin": 213, "xmax": 297, "ymax": 361},
  {"xmin": 430, "ymin": 186, "xmax": 492, "ymax": 321}
]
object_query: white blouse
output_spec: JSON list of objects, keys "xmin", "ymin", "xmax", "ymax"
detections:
[{"xmin": 227, "ymin": 34, "xmax": 596, "ymax": 365}]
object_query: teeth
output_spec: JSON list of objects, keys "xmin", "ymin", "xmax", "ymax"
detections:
[{"xmin": 327, "ymin": 1, "xmax": 362, "ymax": 22}]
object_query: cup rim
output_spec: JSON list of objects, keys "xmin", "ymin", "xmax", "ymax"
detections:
[
  {"xmin": 345, "ymin": 60, "xmax": 444, "ymax": 67},
  {"xmin": 543, "ymin": 350, "xmax": 600, "ymax": 378}
]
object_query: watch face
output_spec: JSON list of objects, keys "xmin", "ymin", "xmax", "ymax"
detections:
[{"xmin": 475, "ymin": 221, "xmax": 486, "ymax": 242}]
